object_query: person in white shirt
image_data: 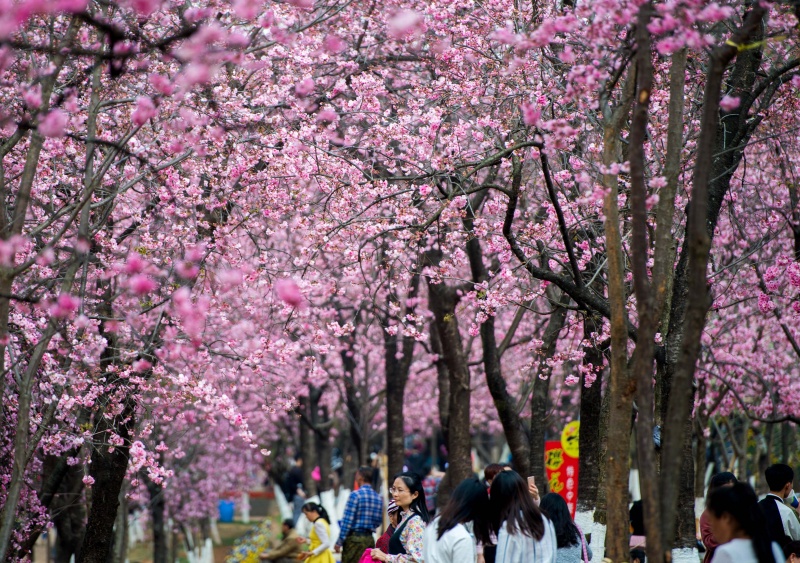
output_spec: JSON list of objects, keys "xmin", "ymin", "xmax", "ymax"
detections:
[
  {"xmin": 489, "ymin": 471, "xmax": 557, "ymax": 563},
  {"xmin": 424, "ymin": 476, "xmax": 493, "ymax": 563},
  {"xmin": 759, "ymin": 464, "xmax": 800, "ymax": 548},
  {"xmin": 706, "ymin": 481, "xmax": 784, "ymax": 563}
]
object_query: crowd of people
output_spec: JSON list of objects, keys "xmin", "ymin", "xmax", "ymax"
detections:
[
  {"xmin": 261, "ymin": 460, "xmax": 800, "ymax": 563},
  {"xmin": 699, "ymin": 464, "xmax": 800, "ymax": 563},
  {"xmin": 261, "ymin": 462, "xmax": 590, "ymax": 563}
]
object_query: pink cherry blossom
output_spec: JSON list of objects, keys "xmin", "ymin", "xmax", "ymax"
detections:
[
  {"xmin": 124, "ymin": 253, "xmax": 147, "ymax": 274},
  {"xmin": 22, "ymin": 85, "xmax": 41, "ymax": 109},
  {"xmin": 131, "ymin": 96, "xmax": 157, "ymax": 126},
  {"xmin": 322, "ymin": 34, "xmax": 346, "ymax": 54},
  {"xmin": 275, "ymin": 278, "xmax": 304, "ymax": 308},
  {"xmin": 37, "ymin": 109, "xmax": 67, "ymax": 137},
  {"xmin": 294, "ymin": 78, "xmax": 315, "ymax": 97},
  {"xmin": 719, "ymin": 95, "xmax": 741, "ymax": 112},
  {"xmin": 49, "ymin": 294, "xmax": 80, "ymax": 319},
  {"xmin": 387, "ymin": 10, "xmax": 424, "ymax": 39},
  {"xmin": 521, "ymin": 102, "xmax": 541, "ymax": 127},
  {"xmin": 129, "ymin": 274, "xmax": 158, "ymax": 295}
]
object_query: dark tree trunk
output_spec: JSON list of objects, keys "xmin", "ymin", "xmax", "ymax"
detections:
[
  {"xmin": 384, "ymin": 334, "xmax": 408, "ymax": 481},
  {"xmin": 659, "ymin": 8, "xmax": 767, "ymax": 550},
  {"xmin": 428, "ymin": 281, "xmax": 472, "ymax": 506},
  {"xmin": 52, "ymin": 463, "xmax": 86, "ymax": 563},
  {"xmin": 430, "ymin": 323, "xmax": 450, "ymax": 449},
  {"xmin": 578, "ymin": 313, "xmax": 605, "ymax": 513},
  {"xmin": 146, "ymin": 477, "xmax": 168, "ymax": 563},
  {"xmin": 465, "ymin": 230, "xmax": 530, "ymax": 475},
  {"xmin": 528, "ymin": 295, "xmax": 569, "ymax": 489},
  {"xmin": 298, "ymin": 397, "xmax": 315, "ymax": 495},
  {"xmin": 77, "ymin": 405, "xmax": 134, "ymax": 563},
  {"xmin": 341, "ymin": 345, "xmax": 367, "ymax": 466},
  {"xmin": 314, "ymin": 404, "xmax": 332, "ymax": 494},
  {"xmin": 383, "ymin": 274, "xmax": 420, "ymax": 480}
]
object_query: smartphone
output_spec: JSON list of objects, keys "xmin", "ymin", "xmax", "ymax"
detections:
[{"xmin": 527, "ymin": 476, "xmax": 536, "ymax": 487}]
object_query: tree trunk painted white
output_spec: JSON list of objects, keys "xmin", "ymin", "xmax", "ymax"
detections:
[
  {"xmin": 575, "ymin": 510, "xmax": 606, "ymax": 563},
  {"xmin": 273, "ymin": 486, "xmax": 293, "ymax": 521},
  {"xmin": 671, "ymin": 547, "xmax": 699, "ymax": 563},
  {"xmin": 319, "ymin": 490, "xmax": 341, "ymax": 540},
  {"xmin": 590, "ymin": 523, "xmax": 606, "ymax": 563},
  {"xmin": 209, "ymin": 518, "xmax": 221, "ymax": 546},
  {"xmin": 240, "ymin": 493, "xmax": 250, "ymax": 524}
]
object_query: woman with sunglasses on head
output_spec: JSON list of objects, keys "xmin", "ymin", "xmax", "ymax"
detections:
[
  {"xmin": 424, "ymin": 476, "xmax": 493, "ymax": 563},
  {"xmin": 370, "ymin": 472, "xmax": 430, "ymax": 563},
  {"xmin": 490, "ymin": 471, "xmax": 557, "ymax": 563}
]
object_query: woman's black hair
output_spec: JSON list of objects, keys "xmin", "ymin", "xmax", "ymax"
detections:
[
  {"xmin": 540, "ymin": 493, "xmax": 579, "ymax": 548},
  {"xmin": 489, "ymin": 470, "xmax": 545, "ymax": 540},
  {"xmin": 630, "ymin": 500, "xmax": 645, "ymax": 536},
  {"xmin": 706, "ymin": 482, "xmax": 776, "ymax": 563},
  {"xmin": 393, "ymin": 472, "xmax": 430, "ymax": 523},
  {"xmin": 302, "ymin": 502, "xmax": 330, "ymax": 525},
  {"xmin": 707, "ymin": 471, "xmax": 737, "ymax": 496},
  {"xmin": 436, "ymin": 477, "xmax": 492, "ymax": 544}
]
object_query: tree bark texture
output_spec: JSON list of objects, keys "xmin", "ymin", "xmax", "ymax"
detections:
[
  {"xmin": 578, "ymin": 313, "xmax": 605, "ymax": 513},
  {"xmin": 384, "ymin": 274, "xmax": 420, "ymax": 480},
  {"xmin": 428, "ymin": 281, "xmax": 472, "ymax": 506},
  {"xmin": 659, "ymin": 7, "xmax": 767, "ymax": 550},
  {"xmin": 147, "ymin": 477, "xmax": 168, "ymax": 563},
  {"xmin": 465, "ymin": 212, "xmax": 531, "ymax": 475},
  {"xmin": 529, "ymin": 294, "xmax": 569, "ymax": 489},
  {"xmin": 601, "ymin": 117, "xmax": 635, "ymax": 563},
  {"xmin": 77, "ymin": 405, "xmax": 134, "ymax": 563}
]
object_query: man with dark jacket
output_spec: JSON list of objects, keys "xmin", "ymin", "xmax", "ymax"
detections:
[
  {"xmin": 758, "ymin": 464, "xmax": 800, "ymax": 548},
  {"xmin": 260, "ymin": 519, "xmax": 303, "ymax": 562},
  {"xmin": 283, "ymin": 455, "xmax": 306, "ymax": 524}
]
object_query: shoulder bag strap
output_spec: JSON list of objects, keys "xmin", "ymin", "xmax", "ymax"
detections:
[{"xmin": 576, "ymin": 523, "xmax": 589, "ymax": 563}]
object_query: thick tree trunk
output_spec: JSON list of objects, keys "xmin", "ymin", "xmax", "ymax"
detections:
[
  {"xmin": 601, "ymin": 117, "xmax": 636, "ymax": 563},
  {"xmin": 77, "ymin": 407, "xmax": 134, "ymax": 563},
  {"xmin": 298, "ymin": 398, "xmax": 315, "ymax": 495},
  {"xmin": 112, "ymin": 494, "xmax": 128, "ymax": 563},
  {"xmin": 428, "ymin": 281, "xmax": 471, "ymax": 506},
  {"xmin": 465, "ymin": 231, "xmax": 530, "ymax": 475},
  {"xmin": 384, "ymin": 336, "xmax": 408, "ymax": 481},
  {"xmin": 578, "ymin": 313, "xmax": 605, "ymax": 514},
  {"xmin": 147, "ymin": 478, "xmax": 168, "ymax": 563},
  {"xmin": 659, "ymin": 9, "xmax": 766, "ymax": 552},
  {"xmin": 314, "ymin": 405, "xmax": 332, "ymax": 494},
  {"xmin": 430, "ymin": 323, "xmax": 450, "ymax": 450},
  {"xmin": 529, "ymin": 295, "xmax": 569, "ymax": 489},
  {"xmin": 341, "ymin": 345, "xmax": 367, "ymax": 466},
  {"xmin": 52, "ymin": 464, "xmax": 86, "ymax": 563},
  {"xmin": 383, "ymin": 274, "xmax": 420, "ymax": 480}
]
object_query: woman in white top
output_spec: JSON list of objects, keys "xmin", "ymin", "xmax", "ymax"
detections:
[
  {"xmin": 706, "ymin": 482, "xmax": 784, "ymax": 563},
  {"xmin": 297, "ymin": 502, "xmax": 335, "ymax": 563},
  {"xmin": 489, "ymin": 471, "xmax": 557, "ymax": 563},
  {"xmin": 424, "ymin": 476, "xmax": 493, "ymax": 563}
]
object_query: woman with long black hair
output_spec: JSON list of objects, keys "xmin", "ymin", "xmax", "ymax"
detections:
[
  {"xmin": 539, "ymin": 493, "xmax": 591, "ymax": 563},
  {"xmin": 490, "ymin": 470, "xmax": 557, "ymax": 563},
  {"xmin": 706, "ymin": 482, "xmax": 783, "ymax": 563},
  {"xmin": 370, "ymin": 472, "xmax": 430, "ymax": 563},
  {"xmin": 423, "ymin": 476, "xmax": 493, "ymax": 563},
  {"xmin": 297, "ymin": 502, "xmax": 335, "ymax": 563}
]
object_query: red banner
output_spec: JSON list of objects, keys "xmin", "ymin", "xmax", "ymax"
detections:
[{"xmin": 544, "ymin": 440, "xmax": 579, "ymax": 518}]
